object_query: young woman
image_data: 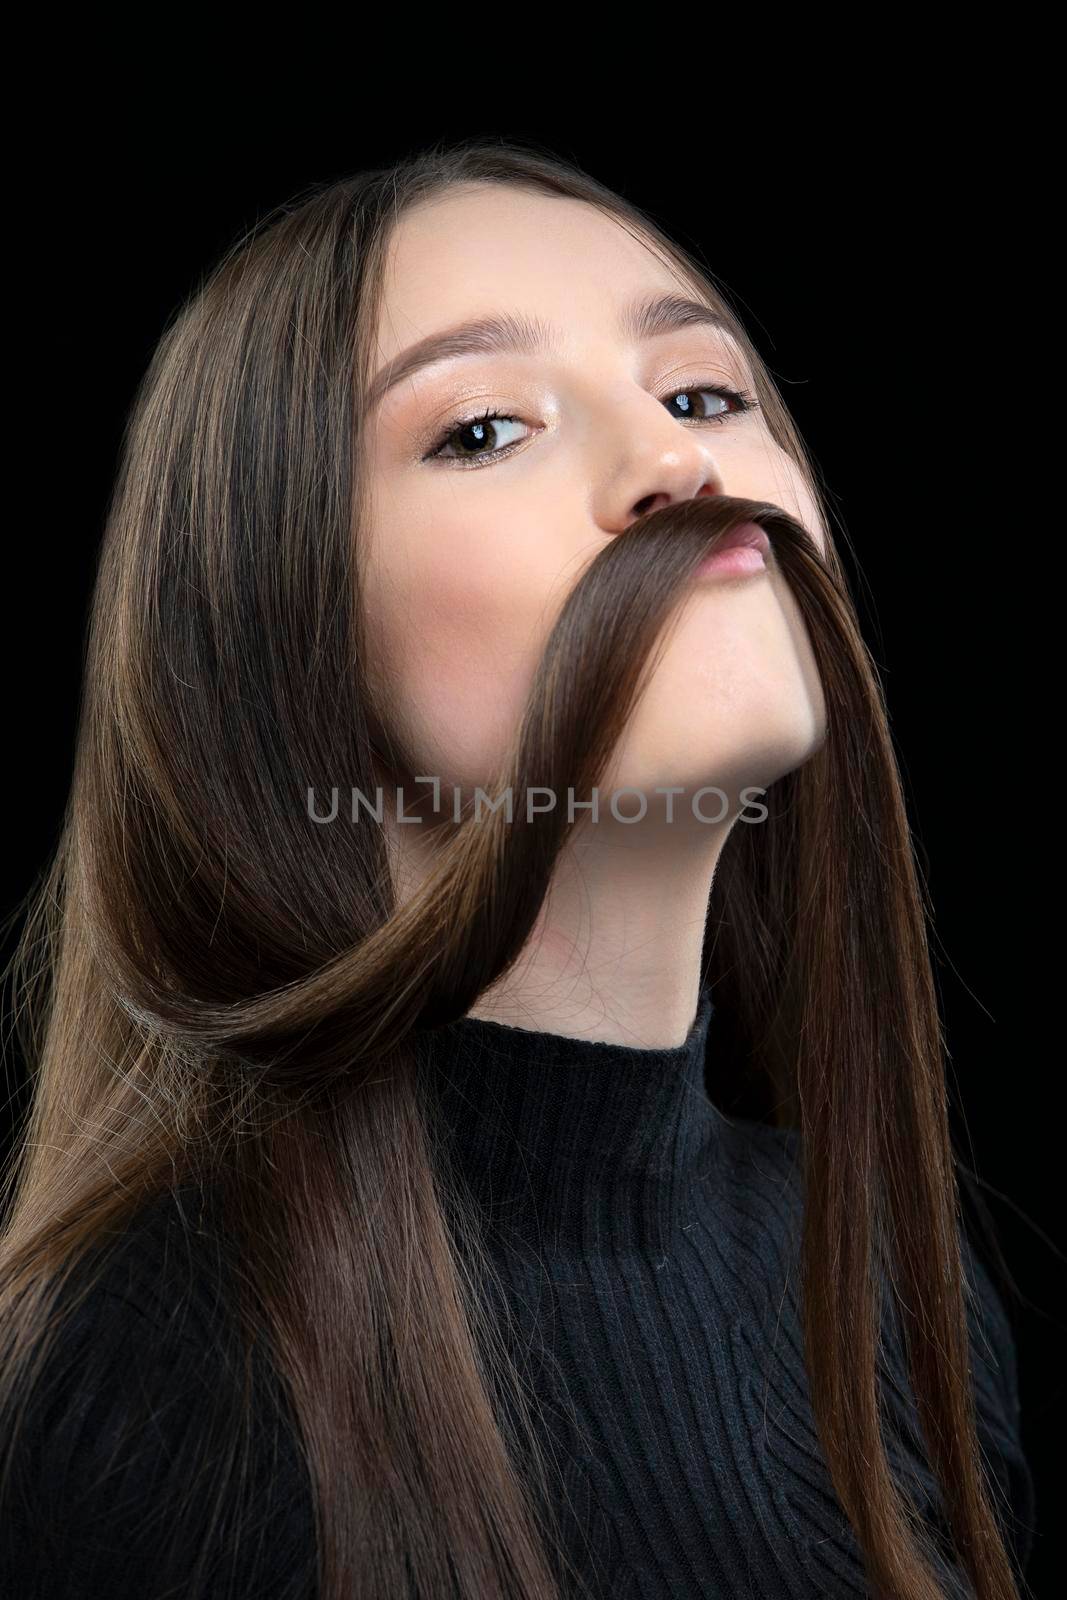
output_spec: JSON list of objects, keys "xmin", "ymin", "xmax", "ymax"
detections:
[{"xmin": 0, "ymin": 140, "xmax": 1034, "ymax": 1599}]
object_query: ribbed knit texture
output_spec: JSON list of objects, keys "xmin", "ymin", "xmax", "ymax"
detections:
[{"xmin": 1, "ymin": 989, "xmax": 1035, "ymax": 1598}]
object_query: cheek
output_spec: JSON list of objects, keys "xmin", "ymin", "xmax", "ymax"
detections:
[
  {"xmin": 363, "ymin": 511, "xmax": 564, "ymax": 789},
  {"xmin": 760, "ymin": 443, "xmax": 828, "ymax": 558},
  {"xmin": 730, "ymin": 433, "xmax": 827, "ymax": 559}
]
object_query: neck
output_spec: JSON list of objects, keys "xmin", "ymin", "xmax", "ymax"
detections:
[{"xmin": 393, "ymin": 801, "xmax": 731, "ymax": 1049}]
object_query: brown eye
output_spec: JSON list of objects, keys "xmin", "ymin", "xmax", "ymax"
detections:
[
  {"xmin": 664, "ymin": 385, "xmax": 754, "ymax": 423},
  {"xmin": 425, "ymin": 409, "xmax": 528, "ymax": 465}
]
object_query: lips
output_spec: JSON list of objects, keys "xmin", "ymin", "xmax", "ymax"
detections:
[{"xmin": 709, "ymin": 521, "xmax": 771, "ymax": 559}]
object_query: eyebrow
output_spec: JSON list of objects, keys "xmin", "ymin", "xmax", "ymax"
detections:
[{"xmin": 366, "ymin": 292, "xmax": 742, "ymax": 413}]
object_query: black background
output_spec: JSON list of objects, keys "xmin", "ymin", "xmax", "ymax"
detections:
[{"xmin": 2, "ymin": 77, "xmax": 1060, "ymax": 1595}]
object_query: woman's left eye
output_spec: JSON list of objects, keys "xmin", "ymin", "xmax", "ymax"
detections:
[{"xmin": 422, "ymin": 383, "xmax": 760, "ymax": 469}]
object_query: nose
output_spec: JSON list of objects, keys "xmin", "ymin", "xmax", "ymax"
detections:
[
  {"xmin": 632, "ymin": 479, "xmax": 721, "ymax": 522},
  {"xmin": 596, "ymin": 392, "xmax": 728, "ymax": 534}
]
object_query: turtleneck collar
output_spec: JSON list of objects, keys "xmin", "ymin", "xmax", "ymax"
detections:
[{"xmin": 413, "ymin": 988, "xmax": 721, "ymax": 1255}]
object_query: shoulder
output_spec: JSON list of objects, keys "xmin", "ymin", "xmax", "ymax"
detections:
[
  {"xmin": 716, "ymin": 1113, "xmax": 806, "ymax": 1223},
  {"xmin": 876, "ymin": 1200, "xmax": 1036, "ymax": 1584},
  {"xmin": 956, "ymin": 1219, "xmax": 1035, "ymax": 1570},
  {"xmin": 717, "ymin": 1110, "xmax": 804, "ymax": 1176},
  {"xmin": 717, "ymin": 1123, "xmax": 1035, "ymax": 1581},
  {"xmin": 957, "ymin": 1226, "xmax": 1017, "ymax": 1392},
  {"xmin": 1, "ymin": 1184, "xmax": 316, "ymax": 1600}
]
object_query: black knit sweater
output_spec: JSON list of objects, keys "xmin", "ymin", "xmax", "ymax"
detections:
[{"xmin": 1, "ymin": 990, "xmax": 1035, "ymax": 1598}]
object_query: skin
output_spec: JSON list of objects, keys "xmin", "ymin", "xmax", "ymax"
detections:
[{"xmin": 360, "ymin": 183, "xmax": 828, "ymax": 1047}]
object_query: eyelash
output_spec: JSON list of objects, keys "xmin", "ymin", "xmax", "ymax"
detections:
[{"xmin": 422, "ymin": 382, "xmax": 760, "ymax": 469}]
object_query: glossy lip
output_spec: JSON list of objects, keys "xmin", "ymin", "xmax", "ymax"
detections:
[{"xmin": 694, "ymin": 521, "xmax": 771, "ymax": 580}]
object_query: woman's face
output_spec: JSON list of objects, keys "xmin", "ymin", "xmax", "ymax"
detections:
[{"xmin": 360, "ymin": 183, "xmax": 827, "ymax": 822}]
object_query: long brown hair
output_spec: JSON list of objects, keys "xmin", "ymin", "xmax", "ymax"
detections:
[{"xmin": 0, "ymin": 139, "xmax": 1025, "ymax": 1599}]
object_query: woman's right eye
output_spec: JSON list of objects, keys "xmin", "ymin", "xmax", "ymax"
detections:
[{"xmin": 423, "ymin": 408, "xmax": 528, "ymax": 468}]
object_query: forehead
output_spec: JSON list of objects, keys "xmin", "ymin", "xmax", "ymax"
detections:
[{"xmin": 372, "ymin": 184, "xmax": 686, "ymax": 361}]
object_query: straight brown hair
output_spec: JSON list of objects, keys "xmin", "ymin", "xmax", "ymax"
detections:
[{"xmin": 0, "ymin": 138, "xmax": 1025, "ymax": 1598}]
